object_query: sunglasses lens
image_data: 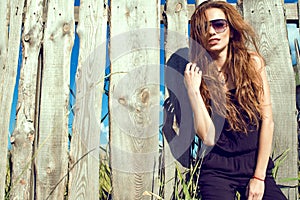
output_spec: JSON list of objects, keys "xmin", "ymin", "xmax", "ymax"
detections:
[{"xmin": 211, "ymin": 19, "xmax": 227, "ymax": 33}]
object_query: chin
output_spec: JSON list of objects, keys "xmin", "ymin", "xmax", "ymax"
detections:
[{"xmin": 207, "ymin": 46, "xmax": 227, "ymax": 54}]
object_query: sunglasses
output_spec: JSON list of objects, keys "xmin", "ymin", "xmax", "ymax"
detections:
[{"xmin": 205, "ymin": 19, "xmax": 228, "ymax": 33}]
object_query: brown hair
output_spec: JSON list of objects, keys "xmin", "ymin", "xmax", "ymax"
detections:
[{"xmin": 190, "ymin": 0, "xmax": 264, "ymax": 133}]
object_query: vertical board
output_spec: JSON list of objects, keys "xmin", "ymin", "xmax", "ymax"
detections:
[
  {"xmin": 195, "ymin": 0, "xmax": 226, "ymax": 7},
  {"xmin": 295, "ymin": 39, "xmax": 300, "ymax": 85},
  {"xmin": 109, "ymin": 0, "xmax": 161, "ymax": 199},
  {"xmin": 0, "ymin": 0, "xmax": 9, "ymax": 83},
  {"xmin": 0, "ymin": 0, "xmax": 25, "ymax": 199},
  {"xmin": 68, "ymin": 0, "xmax": 108, "ymax": 199},
  {"xmin": 35, "ymin": 0, "xmax": 74, "ymax": 199},
  {"xmin": 243, "ymin": 0, "xmax": 298, "ymax": 199},
  {"xmin": 9, "ymin": 0, "xmax": 44, "ymax": 199},
  {"xmin": 195, "ymin": 0, "xmax": 205, "ymax": 6},
  {"xmin": 163, "ymin": 0, "xmax": 189, "ymax": 199}
]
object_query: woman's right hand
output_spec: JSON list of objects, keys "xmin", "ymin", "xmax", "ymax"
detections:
[
  {"xmin": 184, "ymin": 62, "xmax": 202, "ymax": 93},
  {"xmin": 184, "ymin": 62, "xmax": 215, "ymax": 146}
]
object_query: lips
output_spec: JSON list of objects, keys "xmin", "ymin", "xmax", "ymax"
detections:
[{"xmin": 208, "ymin": 38, "xmax": 220, "ymax": 45}]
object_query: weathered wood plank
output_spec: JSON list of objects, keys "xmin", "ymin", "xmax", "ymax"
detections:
[
  {"xmin": 163, "ymin": 0, "xmax": 189, "ymax": 199},
  {"xmin": 284, "ymin": 3, "xmax": 298, "ymax": 22},
  {"xmin": 34, "ymin": 1, "xmax": 74, "ymax": 199},
  {"xmin": 0, "ymin": 0, "xmax": 9, "ymax": 81},
  {"xmin": 195, "ymin": 0, "xmax": 225, "ymax": 7},
  {"xmin": 9, "ymin": 0, "xmax": 44, "ymax": 199},
  {"xmin": 68, "ymin": 0, "xmax": 108, "ymax": 199},
  {"xmin": 109, "ymin": 0, "xmax": 160, "ymax": 199},
  {"xmin": 195, "ymin": 0, "xmax": 205, "ymax": 6},
  {"xmin": 0, "ymin": 0, "xmax": 25, "ymax": 199},
  {"xmin": 294, "ymin": 39, "xmax": 300, "ymax": 85},
  {"xmin": 73, "ymin": 3, "xmax": 299, "ymax": 23},
  {"xmin": 0, "ymin": 0, "xmax": 9, "ymax": 114},
  {"xmin": 243, "ymin": 1, "xmax": 298, "ymax": 199}
]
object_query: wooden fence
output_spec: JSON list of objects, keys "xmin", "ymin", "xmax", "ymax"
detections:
[{"xmin": 0, "ymin": 0, "xmax": 299, "ymax": 199}]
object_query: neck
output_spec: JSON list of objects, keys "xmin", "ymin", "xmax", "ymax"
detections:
[
  {"xmin": 214, "ymin": 57, "xmax": 226, "ymax": 72},
  {"xmin": 210, "ymin": 49, "xmax": 228, "ymax": 71},
  {"xmin": 209, "ymin": 45, "xmax": 228, "ymax": 71}
]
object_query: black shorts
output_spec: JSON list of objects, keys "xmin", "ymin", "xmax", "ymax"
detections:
[{"xmin": 199, "ymin": 151, "xmax": 287, "ymax": 200}]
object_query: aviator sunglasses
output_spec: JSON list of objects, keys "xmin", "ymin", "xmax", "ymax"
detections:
[{"xmin": 205, "ymin": 19, "xmax": 228, "ymax": 33}]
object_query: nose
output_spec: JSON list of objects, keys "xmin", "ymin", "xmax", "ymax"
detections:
[{"xmin": 208, "ymin": 24, "xmax": 216, "ymax": 35}]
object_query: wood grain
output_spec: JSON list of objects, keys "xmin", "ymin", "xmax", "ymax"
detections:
[
  {"xmin": 35, "ymin": 0, "xmax": 74, "ymax": 199},
  {"xmin": 243, "ymin": 0, "xmax": 298, "ymax": 199},
  {"xmin": 68, "ymin": 0, "xmax": 108, "ymax": 199},
  {"xmin": 9, "ymin": 0, "xmax": 44, "ymax": 199},
  {"xmin": 109, "ymin": 0, "xmax": 160, "ymax": 199},
  {"xmin": 0, "ymin": 0, "xmax": 25, "ymax": 199},
  {"xmin": 163, "ymin": 0, "xmax": 189, "ymax": 199}
]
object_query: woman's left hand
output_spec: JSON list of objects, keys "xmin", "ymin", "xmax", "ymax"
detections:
[{"xmin": 247, "ymin": 178, "xmax": 265, "ymax": 200}]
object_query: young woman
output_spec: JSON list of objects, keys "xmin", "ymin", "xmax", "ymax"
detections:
[{"xmin": 184, "ymin": 1, "xmax": 287, "ymax": 199}]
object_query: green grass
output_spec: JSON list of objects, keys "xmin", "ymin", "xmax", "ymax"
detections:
[
  {"xmin": 5, "ymin": 154, "xmax": 11, "ymax": 200},
  {"xmin": 99, "ymin": 146, "xmax": 111, "ymax": 199},
  {"xmin": 4, "ymin": 146, "xmax": 299, "ymax": 200}
]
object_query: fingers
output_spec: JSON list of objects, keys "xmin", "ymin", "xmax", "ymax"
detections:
[
  {"xmin": 247, "ymin": 194, "xmax": 263, "ymax": 200},
  {"xmin": 184, "ymin": 62, "xmax": 202, "ymax": 91},
  {"xmin": 185, "ymin": 62, "xmax": 201, "ymax": 75},
  {"xmin": 185, "ymin": 62, "xmax": 193, "ymax": 72},
  {"xmin": 247, "ymin": 182, "xmax": 264, "ymax": 200},
  {"xmin": 247, "ymin": 191, "xmax": 264, "ymax": 200}
]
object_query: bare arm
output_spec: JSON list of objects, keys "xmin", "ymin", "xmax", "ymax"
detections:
[
  {"xmin": 248, "ymin": 55, "xmax": 274, "ymax": 200},
  {"xmin": 255, "ymin": 59, "xmax": 274, "ymax": 179},
  {"xmin": 184, "ymin": 63, "xmax": 216, "ymax": 146}
]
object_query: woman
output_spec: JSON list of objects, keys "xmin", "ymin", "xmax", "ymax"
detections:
[{"xmin": 184, "ymin": 1, "xmax": 287, "ymax": 199}]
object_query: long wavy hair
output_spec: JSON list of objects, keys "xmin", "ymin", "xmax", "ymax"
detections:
[{"xmin": 189, "ymin": 0, "xmax": 264, "ymax": 133}]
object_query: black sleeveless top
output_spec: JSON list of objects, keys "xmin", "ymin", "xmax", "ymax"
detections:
[{"xmin": 201, "ymin": 89, "xmax": 274, "ymax": 177}]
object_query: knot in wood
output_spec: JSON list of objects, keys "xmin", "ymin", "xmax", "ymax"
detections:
[
  {"xmin": 141, "ymin": 88, "xmax": 150, "ymax": 104},
  {"xmin": 63, "ymin": 23, "xmax": 71, "ymax": 33},
  {"xmin": 28, "ymin": 133, "xmax": 34, "ymax": 143},
  {"xmin": 19, "ymin": 179, "xmax": 26, "ymax": 185},
  {"xmin": 24, "ymin": 34, "xmax": 31, "ymax": 42},
  {"xmin": 46, "ymin": 167, "xmax": 52, "ymax": 174},
  {"xmin": 50, "ymin": 34, "xmax": 54, "ymax": 40},
  {"xmin": 118, "ymin": 97, "xmax": 127, "ymax": 106},
  {"xmin": 10, "ymin": 136, "xmax": 15, "ymax": 144},
  {"xmin": 175, "ymin": 3, "xmax": 182, "ymax": 13}
]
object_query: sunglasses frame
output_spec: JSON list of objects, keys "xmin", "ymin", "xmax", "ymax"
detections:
[{"xmin": 206, "ymin": 19, "xmax": 228, "ymax": 34}]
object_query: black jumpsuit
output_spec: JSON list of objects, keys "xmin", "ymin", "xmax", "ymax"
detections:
[{"xmin": 199, "ymin": 89, "xmax": 287, "ymax": 200}]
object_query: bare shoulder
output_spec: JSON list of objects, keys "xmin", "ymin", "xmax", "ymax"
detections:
[{"xmin": 249, "ymin": 51, "xmax": 265, "ymax": 71}]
